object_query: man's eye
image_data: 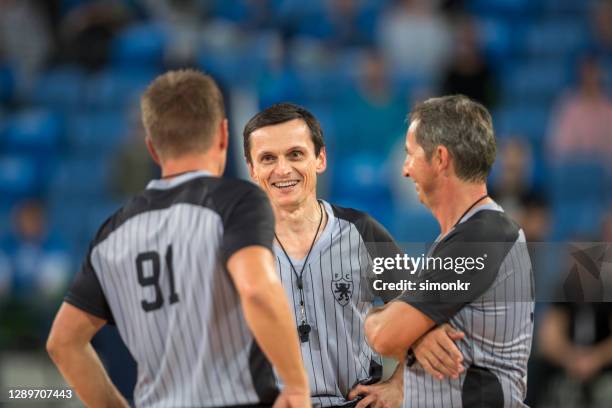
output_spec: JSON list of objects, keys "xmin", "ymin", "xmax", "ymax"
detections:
[
  {"xmin": 261, "ymin": 155, "xmax": 274, "ymax": 162},
  {"xmin": 290, "ymin": 151, "xmax": 303, "ymax": 158}
]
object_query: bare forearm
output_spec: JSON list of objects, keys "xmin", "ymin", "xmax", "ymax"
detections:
[
  {"xmin": 241, "ymin": 281, "xmax": 308, "ymax": 390},
  {"xmin": 49, "ymin": 343, "xmax": 128, "ymax": 408}
]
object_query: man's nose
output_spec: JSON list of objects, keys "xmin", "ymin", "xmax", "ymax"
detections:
[{"xmin": 275, "ymin": 156, "xmax": 291, "ymax": 175}]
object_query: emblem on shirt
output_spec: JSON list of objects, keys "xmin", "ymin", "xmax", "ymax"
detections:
[{"xmin": 332, "ymin": 281, "xmax": 352, "ymax": 306}]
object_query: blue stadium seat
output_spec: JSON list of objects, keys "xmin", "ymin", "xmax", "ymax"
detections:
[
  {"xmin": 521, "ymin": 20, "xmax": 588, "ymax": 57},
  {"xmin": 0, "ymin": 155, "xmax": 39, "ymax": 197},
  {"xmin": 111, "ymin": 23, "xmax": 167, "ymax": 67},
  {"xmin": 551, "ymin": 202, "xmax": 605, "ymax": 240},
  {"xmin": 391, "ymin": 208, "xmax": 439, "ymax": 244},
  {"xmin": 467, "ymin": 0, "xmax": 533, "ymax": 16},
  {"xmin": 476, "ymin": 18, "xmax": 517, "ymax": 65},
  {"xmin": 0, "ymin": 63, "xmax": 15, "ymax": 104},
  {"xmin": 1, "ymin": 109, "xmax": 64, "ymax": 155},
  {"xmin": 549, "ymin": 161, "xmax": 606, "ymax": 204},
  {"xmin": 48, "ymin": 156, "xmax": 109, "ymax": 200},
  {"xmin": 536, "ymin": 0, "xmax": 592, "ymax": 16},
  {"xmin": 86, "ymin": 67, "xmax": 159, "ymax": 109},
  {"xmin": 66, "ymin": 110, "xmax": 128, "ymax": 155},
  {"xmin": 31, "ymin": 66, "xmax": 85, "ymax": 109},
  {"xmin": 501, "ymin": 61, "xmax": 570, "ymax": 104},
  {"xmin": 494, "ymin": 104, "xmax": 550, "ymax": 144},
  {"xmin": 328, "ymin": 154, "xmax": 394, "ymax": 224}
]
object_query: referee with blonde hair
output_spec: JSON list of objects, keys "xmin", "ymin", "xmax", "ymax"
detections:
[{"xmin": 47, "ymin": 70, "xmax": 310, "ymax": 408}]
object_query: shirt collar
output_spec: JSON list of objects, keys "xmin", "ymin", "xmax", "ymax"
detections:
[{"xmin": 146, "ymin": 170, "xmax": 214, "ymax": 190}]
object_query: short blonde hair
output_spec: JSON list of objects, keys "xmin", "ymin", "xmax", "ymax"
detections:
[{"xmin": 141, "ymin": 69, "xmax": 225, "ymax": 159}]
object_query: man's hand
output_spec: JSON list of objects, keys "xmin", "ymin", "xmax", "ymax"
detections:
[
  {"xmin": 272, "ymin": 388, "xmax": 311, "ymax": 408},
  {"xmin": 413, "ymin": 324, "xmax": 465, "ymax": 380},
  {"xmin": 348, "ymin": 378, "xmax": 403, "ymax": 408}
]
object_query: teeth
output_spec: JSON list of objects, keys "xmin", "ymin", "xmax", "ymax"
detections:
[{"xmin": 274, "ymin": 181, "xmax": 298, "ymax": 188}]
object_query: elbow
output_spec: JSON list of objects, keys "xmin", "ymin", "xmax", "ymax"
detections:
[
  {"xmin": 237, "ymin": 280, "xmax": 274, "ymax": 307},
  {"xmin": 46, "ymin": 329, "xmax": 71, "ymax": 363},
  {"xmin": 365, "ymin": 316, "xmax": 397, "ymax": 357}
]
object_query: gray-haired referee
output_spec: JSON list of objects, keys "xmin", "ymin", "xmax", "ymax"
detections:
[
  {"xmin": 46, "ymin": 70, "xmax": 310, "ymax": 408},
  {"xmin": 365, "ymin": 95, "xmax": 535, "ymax": 408}
]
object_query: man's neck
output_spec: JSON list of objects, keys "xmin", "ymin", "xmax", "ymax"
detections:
[
  {"xmin": 427, "ymin": 180, "xmax": 490, "ymax": 236},
  {"xmin": 160, "ymin": 152, "xmax": 221, "ymax": 178},
  {"xmin": 274, "ymin": 197, "xmax": 324, "ymax": 237},
  {"xmin": 273, "ymin": 196, "xmax": 327, "ymax": 259}
]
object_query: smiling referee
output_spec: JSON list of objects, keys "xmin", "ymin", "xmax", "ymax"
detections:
[{"xmin": 46, "ymin": 70, "xmax": 310, "ymax": 408}]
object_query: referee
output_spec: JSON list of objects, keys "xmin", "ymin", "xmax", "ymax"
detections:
[
  {"xmin": 46, "ymin": 70, "xmax": 310, "ymax": 408},
  {"xmin": 243, "ymin": 103, "xmax": 463, "ymax": 408},
  {"xmin": 365, "ymin": 95, "xmax": 535, "ymax": 408}
]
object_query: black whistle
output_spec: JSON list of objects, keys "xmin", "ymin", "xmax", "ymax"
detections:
[{"xmin": 298, "ymin": 323, "xmax": 311, "ymax": 343}]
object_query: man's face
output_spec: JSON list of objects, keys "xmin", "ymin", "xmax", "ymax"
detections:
[
  {"xmin": 248, "ymin": 118, "xmax": 326, "ymax": 209},
  {"xmin": 402, "ymin": 120, "xmax": 436, "ymax": 205}
]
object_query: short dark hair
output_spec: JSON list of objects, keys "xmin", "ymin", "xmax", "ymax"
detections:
[
  {"xmin": 141, "ymin": 69, "xmax": 225, "ymax": 159},
  {"xmin": 409, "ymin": 95, "xmax": 496, "ymax": 183},
  {"xmin": 243, "ymin": 103, "xmax": 325, "ymax": 164}
]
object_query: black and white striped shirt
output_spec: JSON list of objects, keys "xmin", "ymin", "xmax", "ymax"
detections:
[
  {"xmin": 274, "ymin": 201, "xmax": 400, "ymax": 407},
  {"xmin": 399, "ymin": 203, "xmax": 535, "ymax": 408},
  {"xmin": 65, "ymin": 171, "xmax": 278, "ymax": 408}
]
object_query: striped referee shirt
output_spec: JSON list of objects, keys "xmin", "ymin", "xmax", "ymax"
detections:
[
  {"xmin": 64, "ymin": 171, "xmax": 279, "ymax": 408},
  {"xmin": 274, "ymin": 200, "xmax": 401, "ymax": 407},
  {"xmin": 399, "ymin": 202, "xmax": 535, "ymax": 408}
]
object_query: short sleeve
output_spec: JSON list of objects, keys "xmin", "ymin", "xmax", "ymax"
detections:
[
  {"xmin": 65, "ymin": 244, "xmax": 114, "ymax": 324},
  {"xmin": 220, "ymin": 184, "xmax": 275, "ymax": 264},
  {"xmin": 397, "ymin": 231, "xmax": 513, "ymax": 325}
]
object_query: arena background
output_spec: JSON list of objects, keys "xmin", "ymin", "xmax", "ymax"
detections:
[{"xmin": 0, "ymin": 0, "xmax": 611, "ymax": 406}]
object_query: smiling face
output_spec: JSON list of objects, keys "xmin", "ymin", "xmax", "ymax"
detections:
[
  {"xmin": 402, "ymin": 120, "xmax": 436, "ymax": 205},
  {"xmin": 248, "ymin": 118, "xmax": 326, "ymax": 210}
]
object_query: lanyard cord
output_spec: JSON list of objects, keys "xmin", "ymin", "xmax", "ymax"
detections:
[
  {"xmin": 274, "ymin": 200, "xmax": 324, "ymax": 324},
  {"xmin": 453, "ymin": 194, "xmax": 489, "ymax": 229}
]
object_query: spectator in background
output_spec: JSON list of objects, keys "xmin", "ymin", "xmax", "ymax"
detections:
[
  {"xmin": 377, "ymin": 0, "xmax": 451, "ymax": 80},
  {"xmin": 337, "ymin": 49, "xmax": 407, "ymax": 155},
  {"xmin": 0, "ymin": 0, "xmax": 54, "ymax": 94},
  {"xmin": 0, "ymin": 200, "xmax": 70, "ymax": 348},
  {"xmin": 589, "ymin": 0, "xmax": 612, "ymax": 56},
  {"xmin": 57, "ymin": 0, "xmax": 131, "ymax": 70},
  {"xmin": 548, "ymin": 56, "xmax": 612, "ymax": 166},
  {"xmin": 440, "ymin": 15, "xmax": 498, "ymax": 109},
  {"xmin": 324, "ymin": 0, "xmax": 374, "ymax": 48},
  {"xmin": 489, "ymin": 138, "xmax": 534, "ymax": 219},
  {"xmin": 1, "ymin": 200, "xmax": 70, "ymax": 300}
]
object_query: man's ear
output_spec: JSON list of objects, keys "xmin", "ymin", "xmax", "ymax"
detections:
[
  {"xmin": 218, "ymin": 118, "xmax": 229, "ymax": 151},
  {"xmin": 436, "ymin": 145, "xmax": 451, "ymax": 173},
  {"xmin": 316, "ymin": 146, "xmax": 327, "ymax": 174},
  {"xmin": 247, "ymin": 160, "xmax": 257, "ymax": 181},
  {"xmin": 145, "ymin": 136, "xmax": 161, "ymax": 165}
]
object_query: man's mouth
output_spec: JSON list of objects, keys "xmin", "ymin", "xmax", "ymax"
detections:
[{"xmin": 272, "ymin": 180, "xmax": 299, "ymax": 189}]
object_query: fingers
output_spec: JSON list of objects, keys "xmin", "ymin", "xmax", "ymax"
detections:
[
  {"xmin": 443, "ymin": 324, "xmax": 466, "ymax": 341},
  {"xmin": 348, "ymin": 384, "xmax": 369, "ymax": 400},
  {"xmin": 416, "ymin": 352, "xmax": 445, "ymax": 380},
  {"xmin": 435, "ymin": 331, "xmax": 464, "ymax": 364},
  {"xmin": 355, "ymin": 393, "xmax": 377, "ymax": 408}
]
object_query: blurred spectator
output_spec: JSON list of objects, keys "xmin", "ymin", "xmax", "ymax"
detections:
[
  {"xmin": 324, "ymin": 0, "xmax": 374, "ymax": 48},
  {"xmin": 0, "ymin": 200, "xmax": 70, "ymax": 300},
  {"xmin": 110, "ymin": 105, "xmax": 158, "ymax": 197},
  {"xmin": 0, "ymin": 0, "xmax": 54, "ymax": 94},
  {"xmin": 440, "ymin": 15, "xmax": 498, "ymax": 109},
  {"xmin": 377, "ymin": 0, "xmax": 451, "ymax": 80},
  {"xmin": 336, "ymin": 49, "xmax": 407, "ymax": 155},
  {"xmin": 137, "ymin": 0, "xmax": 209, "ymax": 65},
  {"xmin": 0, "ymin": 200, "xmax": 70, "ymax": 348},
  {"xmin": 589, "ymin": 0, "xmax": 612, "ymax": 56},
  {"xmin": 58, "ymin": 0, "xmax": 131, "ymax": 70},
  {"xmin": 537, "ymin": 302, "xmax": 612, "ymax": 407},
  {"xmin": 548, "ymin": 56, "xmax": 612, "ymax": 165},
  {"xmin": 489, "ymin": 138, "xmax": 534, "ymax": 218}
]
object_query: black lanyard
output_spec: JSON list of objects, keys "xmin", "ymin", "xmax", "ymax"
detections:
[
  {"xmin": 275, "ymin": 201, "xmax": 324, "ymax": 342},
  {"xmin": 453, "ymin": 194, "xmax": 489, "ymax": 229}
]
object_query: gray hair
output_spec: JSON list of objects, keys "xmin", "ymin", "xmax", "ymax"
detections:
[{"xmin": 409, "ymin": 95, "xmax": 496, "ymax": 183}]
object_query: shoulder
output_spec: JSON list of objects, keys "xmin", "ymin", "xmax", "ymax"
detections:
[
  {"xmin": 330, "ymin": 203, "xmax": 394, "ymax": 243},
  {"xmin": 443, "ymin": 210, "xmax": 519, "ymax": 247}
]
